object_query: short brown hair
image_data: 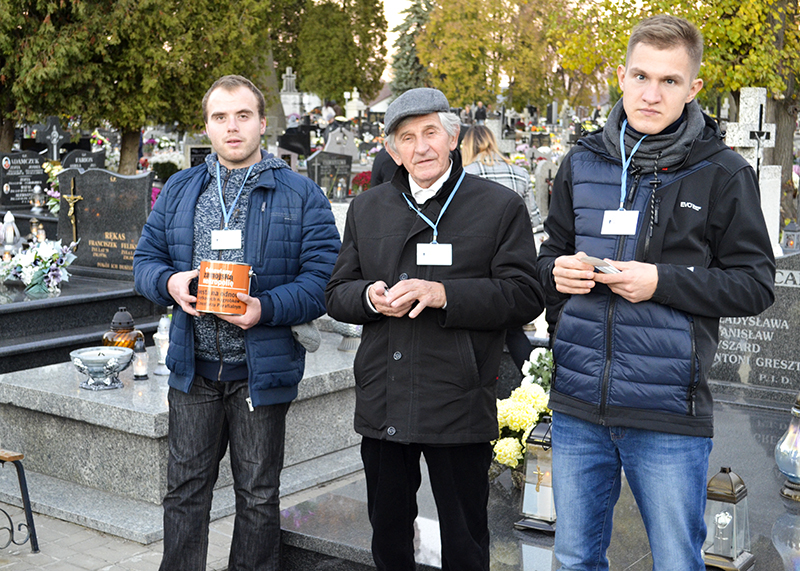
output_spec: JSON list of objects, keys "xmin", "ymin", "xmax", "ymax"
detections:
[
  {"xmin": 202, "ymin": 75, "xmax": 266, "ymax": 123},
  {"xmin": 626, "ymin": 15, "xmax": 704, "ymax": 78}
]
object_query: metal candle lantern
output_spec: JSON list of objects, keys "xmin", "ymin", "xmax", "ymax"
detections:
[
  {"xmin": 775, "ymin": 391, "xmax": 800, "ymax": 502},
  {"xmin": 702, "ymin": 467, "xmax": 754, "ymax": 570},
  {"xmin": 516, "ymin": 415, "xmax": 556, "ymax": 532},
  {"xmin": 782, "ymin": 221, "xmax": 799, "ymax": 254}
]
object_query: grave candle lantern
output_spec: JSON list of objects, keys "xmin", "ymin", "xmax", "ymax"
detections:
[
  {"xmin": 781, "ymin": 221, "xmax": 799, "ymax": 254},
  {"xmin": 102, "ymin": 307, "xmax": 144, "ymax": 349},
  {"xmin": 516, "ymin": 415, "xmax": 556, "ymax": 532},
  {"xmin": 702, "ymin": 467, "xmax": 755, "ymax": 570},
  {"xmin": 132, "ymin": 337, "xmax": 148, "ymax": 380},
  {"xmin": 2, "ymin": 211, "xmax": 21, "ymax": 255},
  {"xmin": 29, "ymin": 184, "xmax": 44, "ymax": 214},
  {"xmin": 775, "ymin": 391, "xmax": 800, "ymax": 502},
  {"xmin": 152, "ymin": 314, "xmax": 171, "ymax": 376}
]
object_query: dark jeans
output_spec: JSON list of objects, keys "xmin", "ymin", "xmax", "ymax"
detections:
[
  {"xmin": 361, "ymin": 437, "xmax": 492, "ymax": 571},
  {"xmin": 159, "ymin": 376, "xmax": 290, "ymax": 571}
]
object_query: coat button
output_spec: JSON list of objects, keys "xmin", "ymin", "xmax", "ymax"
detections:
[
  {"xmin": 399, "ymin": 273, "xmax": 408, "ymax": 280},
  {"xmin": 387, "ymin": 426, "xmax": 396, "ymax": 436},
  {"xmin": 393, "ymin": 351, "xmax": 402, "ymax": 360}
]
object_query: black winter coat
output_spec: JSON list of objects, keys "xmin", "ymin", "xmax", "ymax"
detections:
[{"xmin": 326, "ymin": 151, "xmax": 544, "ymax": 444}]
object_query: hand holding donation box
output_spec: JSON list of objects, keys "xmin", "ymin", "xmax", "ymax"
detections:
[{"xmin": 196, "ymin": 260, "xmax": 252, "ymax": 315}]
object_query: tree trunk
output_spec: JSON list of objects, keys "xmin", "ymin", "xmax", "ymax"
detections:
[
  {"xmin": 773, "ymin": 79, "xmax": 798, "ymax": 226},
  {"xmin": 0, "ymin": 117, "xmax": 13, "ymax": 153},
  {"xmin": 117, "ymin": 128, "xmax": 141, "ymax": 175}
]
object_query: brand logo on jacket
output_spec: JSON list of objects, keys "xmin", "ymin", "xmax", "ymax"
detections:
[{"xmin": 680, "ymin": 201, "xmax": 702, "ymax": 211}]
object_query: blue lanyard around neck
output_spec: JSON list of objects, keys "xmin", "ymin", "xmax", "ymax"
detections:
[
  {"xmin": 402, "ymin": 170, "xmax": 465, "ymax": 244},
  {"xmin": 216, "ymin": 161, "xmax": 255, "ymax": 230},
  {"xmin": 619, "ymin": 119, "xmax": 647, "ymax": 210}
]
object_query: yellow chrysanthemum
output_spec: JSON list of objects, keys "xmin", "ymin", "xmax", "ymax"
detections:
[
  {"xmin": 497, "ymin": 398, "xmax": 538, "ymax": 432},
  {"xmin": 510, "ymin": 382, "xmax": 549, "ymax": 413},
  {"xmin": 493, "ymin": 437, "xmax": 524, "ymax": 468}
]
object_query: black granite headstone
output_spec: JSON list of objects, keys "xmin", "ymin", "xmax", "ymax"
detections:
[
  {"xmin": 34, "ymin": 116, "xmax": 70, "ymax": 162},
  {"xmin": 186, "ymin": 145, "xmax": 213, "ymax": 168},
  {"xmin": 0, "ymin": 151, "xmax": 48, "ymax": 209},
  {"xmin": 62, "ymin": 150, "xmax": 105, "ymax": 170},
  {"xmin": 306, "ymin": 151, "xmax": 352, "ymax": 201},
  {"xmin": 55, "ymin": 168, "xmax": 154, "ymax": 278},
  {"xmin": 710, "ymin": 252, "xmax": 800, "ymax": 395}
]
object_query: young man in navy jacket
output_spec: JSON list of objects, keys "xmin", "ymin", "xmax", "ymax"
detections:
[
  {"xmin": 537, "ymin": 16, "xmax": 775, "ymax": 571},
  {"xmin": 134, "ymin": 75, "xmax": 340, "ymax": 571}
]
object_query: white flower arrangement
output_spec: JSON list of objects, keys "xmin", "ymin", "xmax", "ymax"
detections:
[{"xmin": 0, "ymin": 239, "xmax": 79, "ymax": 295}]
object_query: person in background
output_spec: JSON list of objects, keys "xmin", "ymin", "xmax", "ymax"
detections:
[
  {"xmin": 134, "ymin": 74, "xmax": 340, "ymax": 571},
  {"xmin": 474, "ymin": 101, "xmax": 487, "ymax": 125},
  {"xmin": 462, "ymin": 124, "xmax": 541, "ymax": 370},
  {"xmin": 370, "ymin": 146, "xmax": 397, "ymax": 187},
  {"xmin": 460, "ymin": 104, "xmax": 474, "ymax": 125},
  {"xmin": 537, "ymin": 15, "xmax": 775, "ymax": 570}
]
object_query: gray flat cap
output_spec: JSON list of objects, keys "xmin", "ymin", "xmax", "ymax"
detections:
[{"xmin": 384, "ymin": 88, "xmax": 450, "ymax": 135}]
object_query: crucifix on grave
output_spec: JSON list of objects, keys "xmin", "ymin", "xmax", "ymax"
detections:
[
  {"xmin": 724, "ymin": 87, "xmax": 783, "ymax": 257},
  {"xmin": 62, "ymin": 178, "xmax": 83, "ymax": 247},
  {"xmin": 34, "ymin": 116, "xmax": 70, "ymax": 162}
]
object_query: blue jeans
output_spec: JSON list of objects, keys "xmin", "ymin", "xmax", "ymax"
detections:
[
  {"xmin": 159, "ymin": 376, "xmax": 290, "ymax": 571},
  {"xmin": 551, "ymin": 412, "xmax": 711, "ymax": 571}
]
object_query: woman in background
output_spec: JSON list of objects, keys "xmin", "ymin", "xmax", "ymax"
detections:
[{"xmin": 462, "ymin": 125, "xmax": 541, "ymax": 371}]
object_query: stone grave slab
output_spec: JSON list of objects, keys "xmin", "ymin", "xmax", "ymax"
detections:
[
  {"xmin": 184, "ymin": 144, "xmax": 213, "ymax": 169},
  {"xmin": 324, "ymin": 128, "xmax": 359, "ymax": 161},
  {"xmin": 710, "ymin": 252, "xmax": 800, "ymax": 403},
  {"xmin": 62, "ymin": 149, "xmax": 105, "ymax": 170},
  {"xmin": 56, "ymin": 168, "xmax": 153, "ymax": 278},
  {"xmin": 278, "ymin": 148, "xmax": 299, "ymax": 172},
  {"xmin": 307, "ymin": 150, "xmax": 352, "ymax": 201},
  {"xmin": 533, "ymin": 159, "xmax": 558, "ymax": 221},
  {"xmin": 0, "ymin": 151, "xmax": 48, "ymax": 209}
]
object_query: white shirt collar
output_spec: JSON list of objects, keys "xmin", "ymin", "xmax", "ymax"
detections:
[{"xmin": 408, "ymin": 160, "xmax": 453, "ymax": 205}]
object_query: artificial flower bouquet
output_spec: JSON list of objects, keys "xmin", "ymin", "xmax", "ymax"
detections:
[{"xmin": 0, "ymin": 239, "xmax": 79, "ymax": 295}]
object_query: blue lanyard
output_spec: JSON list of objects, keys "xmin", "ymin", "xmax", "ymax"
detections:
[
  {"xmin": 402, "ymin": 171, "xmax": 465, "ymax": 244},
  {"xmin": 619, "ymin": 119, "xmax": 647, "ymax": 210},
  {"xmin": 216, "ymin": 162, "xmax": 255, "ymax": 229}
]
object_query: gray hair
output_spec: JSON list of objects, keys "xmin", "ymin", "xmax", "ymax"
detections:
[{"xmin": 386, "ymin": 112, "xmax": 460, "ymax": 154}]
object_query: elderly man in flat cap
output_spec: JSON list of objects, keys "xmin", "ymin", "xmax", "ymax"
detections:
[{"xmin": 326, "ymin": 88, "xmax": 544, "ymax": 571}]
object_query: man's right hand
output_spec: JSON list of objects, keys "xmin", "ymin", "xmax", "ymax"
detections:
[
  {"xmin": 167, "ymin": 270, "xmax": 200, "ymax": 316},
  {"xmin": 552, "ymin": 251, "xmax": 597, "ymax": 295},
  {"xmin": 368, "ymin": 280, "xmax": 407, "ymax": 318}
]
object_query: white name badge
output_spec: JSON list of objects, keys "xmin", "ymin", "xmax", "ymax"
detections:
[
  {"xmin": 601, "ymin": 210, "xmax": 639, "ymax": 236},
  {"xmin": 211, "ymin": 229, "xmax": 243, "ymax": 250},
  {"xmin": 417, "ymin": 243, "xmax": 452, "ymax": 266}
]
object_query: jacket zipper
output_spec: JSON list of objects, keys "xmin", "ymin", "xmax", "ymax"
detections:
[
  {"xmin": 687, "ymin": 321, "xmax": 698, "ymax": 416},
  {"xmin": 600, "ymin": 170, "xmax": 641, "ymax": 421}
]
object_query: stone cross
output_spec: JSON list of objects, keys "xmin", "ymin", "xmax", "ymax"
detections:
[
  {"xmin": 724, "ymin": 87, "xmax": 783, "ymax": 257},
  {"xmin": 281, "ymin": 67, "xmax": 297, "ymax": 93},
  {"xmin": 35, "ymin": 116, "xmax": 69, "ymax": 162}
]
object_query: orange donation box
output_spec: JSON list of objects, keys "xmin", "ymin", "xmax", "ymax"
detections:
[{"xmin": 196, "ymin": 260, "xmax": 252, "ymax": 315}]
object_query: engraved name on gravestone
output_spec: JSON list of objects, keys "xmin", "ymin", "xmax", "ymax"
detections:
[
  {"xmin": 61, "ymin": 150, "xmax": 105, "ymax": 170},
  {"xmin": 307, "ymin": 150, "xmax": 351, "ymax": 200},
  {"xmin": 0, "ymin": 151, "xmax": 48, "ymax": 208},
  {"xmin": 56, "ymin": 168, "xmax": 153, "ymax": 276},
  {"xmin": 711, "ymin": 252, "xmax": 800, "ymax": 391}
]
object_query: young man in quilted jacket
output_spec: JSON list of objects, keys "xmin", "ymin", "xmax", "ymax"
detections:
[
  {"xmin": 536, "ymin": 16, "xmax": 775, "ymax": 571},
  {"xmin": 134, "ymin": 75, "xmax": 340, "ymax": 571}
]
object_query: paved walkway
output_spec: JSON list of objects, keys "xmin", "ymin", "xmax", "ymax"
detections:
[{"xmin": 0, "ymin": 472, "xmax": 364, "ymax": 570}]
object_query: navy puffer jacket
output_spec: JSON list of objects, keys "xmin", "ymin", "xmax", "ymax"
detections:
[
  {"xmin": 133, "ymin": 161, "xmax": 340, "ymax": 406},
  {"xmin": 537, "ymin": 115, "xmax": 775, "ymax": 437}
]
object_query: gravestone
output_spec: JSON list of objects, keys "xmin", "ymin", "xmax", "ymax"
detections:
[
  {"xmin": 280, "ymin": 67, "xmax": 303, "ymax": 119},
  {"xmin": 56, "ymin": 168, "xmax": 154, "ymax": 278},
  {"xmin": 534, "ymin": 159, "xmax": 558, "ymax": 221},
  {"xmin": 278, "ymin": 127, "xmax": 312, "ymax": 157},
  {"xmin": 62, "ymin": 150, "xmax": 105, "ymax": 170},
  {"xmin": 546, "ymin": 102, "xmax": 558, "ymax": 126},
  {"xmin": 323, "ymin": 128, "xmax": 359, "ymax": 162},
  {"xmin": 724, "ymin": 87, "xmax": 782, "ymax": 258},
  {"xmin": 0, "ymin": 151, "xmax": 48, "ymax": 209},
  {"xmin": 277, "ymin": 148, "xmax": 299, "ymax": 172},
  {"xmin": 34, "ymin": 116, "xmax": 70, "ymax": 162},
  {"xmin": 344, "ymin": 88, "xmax": 366, "ymax": 120},
  {"xmin": 307, "ymin": 150, "xmax": 351, "ymax": 201},
  {"xmin": 710, "ymin": 252, "xmax": 800, "ymax": 401},
  {"xmin": 185, "ymin": 145, "xmax": 213, "ymax": 169}
]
